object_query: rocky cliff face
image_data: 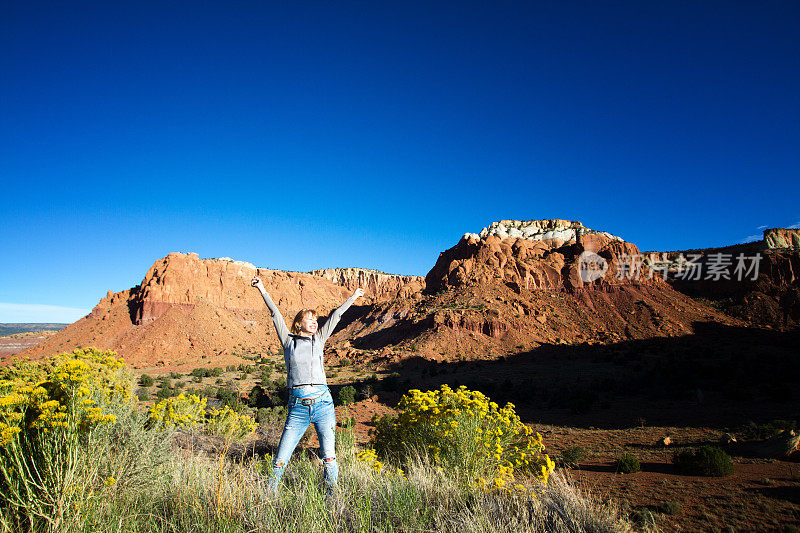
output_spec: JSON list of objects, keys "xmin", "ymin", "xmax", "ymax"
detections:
[
  {"xmin": 126, "ymin": 254, "xmax": 422, "ymax": 326},
  {"xmin": 20, "ymin": 253, "xmax": 365, "ymax": 367},
  {"xmin": 21, "ymin": 220, "xmax": 788, "ymax": 370},
  {"xmin": 128, "ymin": 253, "xmax": 361, "ymax": 325},
  {"xmin": 641, "ymin": 231, "xmax": 800, "ymax": 327},
  {"xmin": 330, "ymin": 220, "xmax": 735, "ymax": 361},
  {"xmin": 765, "ymin": 228, "xmax": 800, "ymax": 250},
  {"xmin": 19, "ymin": 252, "xmax": 424, "ymax": 368},
  {"xmin": 427, "ymin": 220, "xmax": 651, "ymax": 293},
  {"xmin": 308, "ymin": 268, "xmax": 424, "ymax": 300},
  {"xmin": 467, "ymin": 219, "xmax": 623, "ymax": 248}
]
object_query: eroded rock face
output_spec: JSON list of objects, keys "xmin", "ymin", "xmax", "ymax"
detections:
[
  {"xmin": 127, "ymin": 252, "xmax": 356, "ymax": 324},
  {"xmin": 641, "ymin": 232, "xmax": 800, "ymax": 327},
  {"xmin": 464, "ymin": 219, "xmax": 623, "ymax": 249},
  {"xmin": 308, "ymin": 268, "xmax": 424, "ymax": 300},
  {"xmin": 765, "ymin": 228, "xmax": 800, "ymax": 250},
  {"xmin": 23, "ymin": 221, "xmax": 793, "ymax": 371},
  {"xmin": 20, "ymin": 252, "xmax": 368, "ymax": 368},
  {"xmin": 427, "ymin": 220, "xmax": 650, "ymax": 294}
]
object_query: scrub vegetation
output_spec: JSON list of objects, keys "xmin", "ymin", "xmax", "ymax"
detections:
[{"xmin": 1, "ymin": 348, "xmax": 635, "ymax": 532}]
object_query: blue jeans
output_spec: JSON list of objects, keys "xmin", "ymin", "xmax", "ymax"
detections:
[{"xmin": 270, "ymin": 385, "xmax": 337, "ymax": 494}]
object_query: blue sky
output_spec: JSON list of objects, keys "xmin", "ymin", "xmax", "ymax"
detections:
[{"xmin": 1, "ymin": 1, "xmax": 798, "ymax": 322}]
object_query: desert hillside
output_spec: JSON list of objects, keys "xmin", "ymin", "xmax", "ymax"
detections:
[
  {"xmin": 14, "ymin": 252, "xmax": 422, "ymax": 369},
  {"xmin": 15, "ymin": 220, "xmax": 798, "ymax": 371}
]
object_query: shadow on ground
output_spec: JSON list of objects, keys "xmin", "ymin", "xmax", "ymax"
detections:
[{"xmin": 355, "ymin": 321, "xmax": 799, "ymax": 430}]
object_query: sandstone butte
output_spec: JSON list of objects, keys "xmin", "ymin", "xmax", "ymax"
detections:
[{"xmin": 12, "ymin": 221, "xmax": 800, "ymax": 371}]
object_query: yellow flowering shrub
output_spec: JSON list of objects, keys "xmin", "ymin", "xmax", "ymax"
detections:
[
  {"xmin": 149, "ymin": 395, "xmax": 256, "ymax": 441},
  {"xmin": 204, "ymin": 405, "xmax": 257, "ymax": 440},
  {"xmin": 0, "ymin": 348, "xmax": 130, "ymax": 442},
  {"xmin": 372, "ymin": 385, "xmax": 554, "ymax": 490},
  {"xmin": 0, "ymin": 348, "xmax": 132, "ymax": 530},
  {"xmin": 148, "ymin": 393, "xmax": 207, "ymax": 430}
]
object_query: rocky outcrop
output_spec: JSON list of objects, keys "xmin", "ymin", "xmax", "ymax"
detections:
[
  {"xmin": 308, "ymin": 268, "xmax": 424, "ymax": 300},
  {"xmin": 641, "ymin": 231, "xmax": 800, "ymax": 327},
  {"xmin": 128, "ymin": 253, "xmax": 356, "ymax": 324},
  {"xmin": 465, "ymin": 219, "xmax": 623, "ymax": 248},
  {"xmin": 765, "ymin": 228, "xmax": 800, "ymax": 250},
  {"xmin": 427, "ymin": 220, "xmax": 652, "ymax": 294},
  {"xmin": 19, "ymin": 252, "xmax": 366, "ymax": 368}
]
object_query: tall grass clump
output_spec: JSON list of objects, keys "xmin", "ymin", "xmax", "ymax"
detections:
[{"xmin": 139, "ymin": 433, "xmax": 633, "ymax": 533}]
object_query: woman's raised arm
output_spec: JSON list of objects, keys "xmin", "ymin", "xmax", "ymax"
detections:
[
  {"xmin": 252, "ymin": 277, "xmax": 289, "ymax": 345},
  {"xmin": 317, "ymin": 287, "xmax": 363, "ymax": 344}
]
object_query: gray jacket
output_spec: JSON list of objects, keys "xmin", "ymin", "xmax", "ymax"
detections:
[{"xmin": 260, "ymin": 290, "xmax": 356, "ymax": 388}]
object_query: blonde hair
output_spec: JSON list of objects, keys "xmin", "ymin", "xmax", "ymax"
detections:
[{"xmin": 291, "ymin": 309, "xmax": 318, "ymax": 334}]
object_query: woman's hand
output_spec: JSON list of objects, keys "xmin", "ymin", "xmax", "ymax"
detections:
[
  {"xmin": 352, "ymin": 287, "xmax": 364, "ymax": 300},
  {"xmin": 251, "ymin": 277, "xmax": 265, "ymax": 291}
]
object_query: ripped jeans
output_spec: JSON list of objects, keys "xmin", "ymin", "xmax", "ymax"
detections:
[{"xmin": 270, "ymin": 385, "xmax": 337, "ymax": 493}]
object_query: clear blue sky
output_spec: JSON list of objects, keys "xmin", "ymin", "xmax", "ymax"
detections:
[{"xmin": 1, "ymin": 1, "xmax": 798, "ymax": 322}]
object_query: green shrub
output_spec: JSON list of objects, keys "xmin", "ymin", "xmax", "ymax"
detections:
[
  {"xmin": 256, "ymin": 405, "xmax": 287, "ymax": 425},
  {"xmin": 338, "ymin": 385, "xmax": 357, "ymax": 406},
  {"xmin": 216, "ymin": 387, "xmax": 240, "ymax": 411},
  {"xmin": 340, "ymin": 358, "xmax": 352, "ymax": 366},
  {"xmin": 561, "ymin": 445, "xmax": 588, "ymax": 466},
  {"xmin": 190, "ymin": 368, "xmax": 211, "ymax": 378},
  {"xmin": 155, "ymin": 387, "xmax": 173, "ymax": 400},
  {"xmin": 139, "ymin": 374, "xmax": 154, "ymax": 387},
  {"xmin": 615, "ymin": 453, "xmax": 641, "ymax": 474},
  {"xmin": 248, "ymin": 385, "xmax": 267, "ymax": 408},
  {"xmin": 747, "ymin": 419, "xmax": 797, "ymax": 440},
  {"xmin": 673, "ymin": 445, "xmax": 733, "ymax": 476},
  {"xmin": 136, "ymin": 388, "xmax": 150, "ymax": 401}
]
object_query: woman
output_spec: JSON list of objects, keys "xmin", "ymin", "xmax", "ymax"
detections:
[{"xmin": 251, "ymin": 276, "xmax": 363, "ymax": 495}]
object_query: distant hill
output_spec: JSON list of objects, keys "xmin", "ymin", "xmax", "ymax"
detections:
[{"xmin": 0, "ymin": 323, "xmax": 68, "ymax": 336}]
